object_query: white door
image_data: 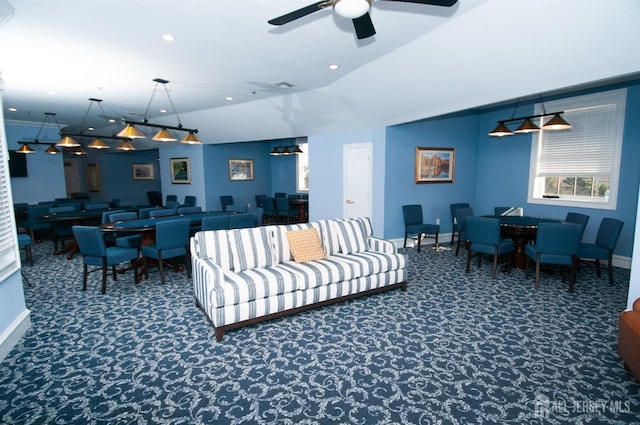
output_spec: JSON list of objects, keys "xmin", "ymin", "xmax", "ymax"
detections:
[{"xmin": 343, "ymin": 143, "xmax": 372, "ymax": 219}]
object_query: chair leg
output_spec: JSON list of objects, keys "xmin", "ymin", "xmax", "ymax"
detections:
[
  {"xmin": 455, "ymin": 238, "xmax": 461, "ymax": 256},
  {"xmin": 82, "ymin": 264, "xmax": 88, "ymax": 291},
  {"xmin": 607, "ymin": 253, "xmax": 614, "ymax": 285},
  {"xmin": 158, "ymin": 252, "xmax": 166, "ymax": 284},
  {"xmin": 417, "ymin": 234, "xmax": 422, "ymax": 252},
  {"xmin": 595, "ymin": 259, "xmax": 602, "ymax": 277},
  {"xmin": 186, "ymin": 251, "xmax": 192, "ymax": 278},
  {"xmin": 466, "ymin": 247, "xmax": 472, "ymax": 273},
  {"xmin": 569, "ymin": 256, "xmax": 577, "ymax": 293},
  {"xmin": 403, "ymin": 232, "xmax": 408, "ymax": 248},
  {"xmin": 101, "ymin": 258, "xmax": 108, "ymax": 294},
  {"xmin": 491, "ymin": 248, "xmax": 498, "ymax": 279},
  {"xmin": 535, "ymin": 254, "xmax": 541, "ymax": 291}
]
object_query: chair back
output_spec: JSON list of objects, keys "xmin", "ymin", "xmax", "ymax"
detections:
[
  {"xmin": 262, "ymin": 198, "xmax": 276, "ymax": 214},
  {"xmin": 275, "ymin": 192, "xmax": 287, "ymax": 198},
  {"xmin": 166, "ymin": 194, "xmax": 177, "ymax": 203},
  {"xmin": 150, "ymin": 209, "xmax": 177, "ymax": 218},
  {"xmin": 139, "ymin": 207, "xmax": 163, "ymax": 219},
  {"xmin": 276, "ymin": 197, "xmax": 290, "ymax": 213},
  {"xmin": 453, "ymin": 207, "xmax": 474, "ymax": 232},
  {"xmin": 110, "ymin": 211, "xmax": 138, "ymax": 222},
  {"xmin": 146, "ymin": 191, "xmax": 162, "ymax": 207},
  {"xmin": 201, "ymin": 215, "xmax": 229, "ymax": 231},
  {"xmin": 536, "ymin": 223, "xmax": 582, "ymax": 255},
  {"xmin": 229, "ymin": 213, "xmax": 256, "ymax": 229},
  {"xmin": 84, "ymin": 202, "xmax": 111, "ymax": 210},
  {"xmin": 255, "ymin": 194, "xmax": 266, "ymax": 208},
  {"xmin": 226, "ymin": 204, "xmax": 247, "ymax": 213},
  {"xmin": 450, "ymin": 203, "xmax": 470, "ymax": 222},
  {"xmin": 565, "ymin": 212, "xmax": 590, "ymax": 239},
  {"xmin": 466, "ymin": 216, "xmax": 501, "ymax": 246},
  {"xmin": 220, "ymin": 195, "xmax": 234, "ymax": 211},
  {"xmin": 155, "ymin": 219, "xmax": 191, "ymax": 250},
  {"xmin": 255, "ymin": 207, "xmax": 264, "ymax": 226},
  {"xmin": 165, "ymin": 200, "xmax": 179, "ymax": 210},
  {"xmin": 49, "ymin": 205, "xmax": 76, "ymax": 213},
  {"xmin": 178, "ymin": 206, "xmax": 202, "ymax": 214},
  {"xmin": 595, "ymin": 218, "xmax": 623, "ymax": 250},
  {"xmin": 183, "ymin": 196, "xmax": 196, "ymax": 207},
  {"xmin": 402, "ymin": 204, "xmax": 423, "ymax": 226},
  {"xmin": 72, "ymin": 225, "xmax": 107, "ymax": 257}
]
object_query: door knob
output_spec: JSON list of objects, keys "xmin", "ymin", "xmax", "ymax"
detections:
[{"xmin": 346, "ymin": 200, "xmax": 354, "ymax": 204}]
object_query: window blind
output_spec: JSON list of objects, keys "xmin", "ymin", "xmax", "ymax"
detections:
[
  {"xmin": 536, "ymin": 103, "xmax": 618, "ymax": 178},
  {"xmin": 0, "ymin": 96, "xmax": 19, "ymax": 282}
]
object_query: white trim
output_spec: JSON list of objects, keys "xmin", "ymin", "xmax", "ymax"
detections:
[{"xmin": 0, "ymin": 308, "xmax": 31, "ymax": 363}]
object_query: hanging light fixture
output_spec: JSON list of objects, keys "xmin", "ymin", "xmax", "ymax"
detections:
[
  {"xmin": 45, "ymin": 145, "xmax": 61, "ymax": 154},
  {"xmin": 181, "ymin": 131, "xmax": 202, "ymax": 144},
  {"xmin": 71, "ymin": 147, "xmax": 86, "ymax": 156},
  {"xmin": 270, "ymin": 142, "xmax": 304, "ymax": 155},
  {"xmin": 16, "ymin": 144, "xmax": 35, "ymax": 153},
  {"xmin": 118, "ymin": 78, "xmax": 199, "ymax": 144},
  {"xmin": 16, "ymin": 112, "xmax": 64, "ymax": 154},
  {"xmin": 489, "ymin": 95, "xmax": 571, "ymax": 137},
  {"xmin": 88, "ymin": 138, "xmax": 109, "ymax": 149},
  {"xmin": 116, "ymin": 140, "xmax": 136, "ymax": 151}
]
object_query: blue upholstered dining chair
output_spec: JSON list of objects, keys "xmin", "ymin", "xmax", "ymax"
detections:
[
  {"xmin": 465, "ymin": 216, "xmax": 514, "ymax": 279},
  {"xmin": 261, "ymin": 197, "xmax": 277, "ymax": 224},
  {"xmin": 229, "ymin": 213, "xmax": 256, "ymax": 229},
  {"xmin": 525, "ymin": 222, "xmax": 583, "ymax": 292},
  {"xmin": 26, "ymin": 204, "xmax": 53, "ymax": 242},
  {"xmin": 72, "ymin": 225, "xmax": 139, "ymax": 294},
  {"xmin": 275, "ymin": 197, "xmax": 295, "ymax": 224},
  {"xmin": 108, "ymin": 211, "xmax": 142, "ymax": 249},
  {"xmin": 220, "ymin": 195, "xmax": 234, "ymax": 212},
  {"xmin": 182, "ymin": 196, "xmax": 196, "ymax": 207},
  {"xmin": 138, "ymin": 207, "xmax": 163, "ymax": 219},
  {"xmin": 402, "ymin": 204, "xmax": 440, "ymax": 252},
  {"xmin": 565, "ymin": 212, "xmax": 590, "ymax": 241},
  {"xmin": 178, "ymin": 206, "xmax": 202, "ymax": 215},
  {"xmin": 49, "ymin": 205, "xmax": 77, "ymax": 251},
  {"xmin": 18, "ymin": 232, "xmax": 34, "ymax": 266},
  {"xmin": 201, "ymin": 215, "xmax": 229, "ymax": 231},
  {"xmin": 140, "ymin": 218, "xmax": 191, "ymax": 284},
  {"xmin": 578, "ymin": 217, "xmax": 623, "ymax": 285},
  {"xmin": 453, "ymin": 207, "xmax": 474, "ymax": 257},
  {"xmin": 449, "ymin": 202, "xmax": 470, "ymax": 245},
  {"xmin": 149, "ymin": 208, "xmax": 177, "ymax": 218},
  {"xmin": 255, "ymin": 207, "xmax": 264, "ymax": 226},
  {"xmin": 226, "ymin": 204, "xmax": 247, "ymax": 213}
]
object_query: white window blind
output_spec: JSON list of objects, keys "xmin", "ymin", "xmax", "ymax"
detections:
[
  {"xmin": 0, "ymin": 94, "xmax": 19, "ymax": 282},
  {"xmin": 537, "ymin": 103, "xmax": 617, "ymax": 177}
]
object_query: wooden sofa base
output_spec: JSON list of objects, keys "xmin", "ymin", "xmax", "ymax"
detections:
[{"xmin": 196, "ymin": 281, "xmax": 408, "ymax": 342}]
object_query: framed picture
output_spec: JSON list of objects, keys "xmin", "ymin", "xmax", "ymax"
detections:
[
  {"xmin": 415, "ymin": 147, "xmax": 455, "ymax": 184},
  {"xmin": 132, "ymin": 163, "xmax": 154, "ymax": 180},
  {"xmin": 170, "ymin": 157, "xmax": 191, "ymax": 184},
  {"xmin": 228, "ymin": 158, "xmax": 254, "ymax": 181},
  {"xmin": 86, "ymin": 163, "xmax": 100, "ymax": 192}
]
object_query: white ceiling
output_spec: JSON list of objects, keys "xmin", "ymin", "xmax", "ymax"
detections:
[{"xmin": 1, "ymin": 0, "xmax": 639, "ymax": 149}]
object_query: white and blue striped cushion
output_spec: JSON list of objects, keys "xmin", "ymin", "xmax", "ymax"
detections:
[
  {"xmin": 317, "ymin": 219, "xmax": 341, "ymax": 255},
  {"xmin": 333, "ymin": 219, "xmax": 369, "ymax": 254},
  {"xmin": 215, "ymin": 265, "xmax": 300, "ymax": 307},
  {"xmin": 228, "ymin": 227, "xmax": 274, "ymax": 272},
  {"xmin": 269, "ymin": 223, "xmax": 319, "ymax": 263},
  {"xmin": 279, "ymin": 256, "xmax": 357, "ymax": 290}
]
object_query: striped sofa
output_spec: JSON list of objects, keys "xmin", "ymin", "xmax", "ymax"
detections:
[{"xmin": 191, "ymin": 217, "xmax": 407, "ymax": 341}]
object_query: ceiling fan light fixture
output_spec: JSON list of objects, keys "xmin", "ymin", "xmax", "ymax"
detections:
[
  {"xmin": 151, "ymin": 128, "xmax": 177, "ymax": 142},
  {"xmin": 334, "ymin": 0, "xmax": 371, "ymax": 19}
]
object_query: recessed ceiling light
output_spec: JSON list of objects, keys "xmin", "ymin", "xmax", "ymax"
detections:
[
  {"xmin": 329, "ymin": 64, "xmax": 339, "ymax": 70},
  {"xmin": 159, "ymin": 109, "xmax": 167, "ymax": 113},
  {"xmin": 108, "ymin": 119, "xmax": 115, "ymax": 123},
  {"xmin": 8, "ymin": 107, "xmax": 16, "ymax": 112},
  {"xmin": 162, "ymin": 33, "xmax": 175, "ymax": 42},
  {"xmin": 226, "ymin": 96, "xmax": 233, "ymax": 101},
  {"xmin": 88, "ymin": 127, "xmax": 95, "ymax": 131}
]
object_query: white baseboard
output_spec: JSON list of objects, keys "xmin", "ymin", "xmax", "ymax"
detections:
[{"xmin": 0, "ymin": 308, "xmax": 31, "ymax": 364}]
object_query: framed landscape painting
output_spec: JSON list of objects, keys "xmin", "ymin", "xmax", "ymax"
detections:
[
  {"xmin": 228, "ymin": 159, "xmax": 254, "ymax": 181},
  {"xmin": 170, "ymin": 157, "xmax": 191, "ymax": 184},
  {"xmin": 415, "ymin": 147, "xmax": 455, "ymax": 183},
  {"xmin": 132, "ymin": 163, "xmax": 154, "ymax": 180}
]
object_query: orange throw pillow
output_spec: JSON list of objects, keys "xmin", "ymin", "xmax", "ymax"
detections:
[{"xmin": 286, "ymin": 228, "xmax": 326, "ymax": 263}]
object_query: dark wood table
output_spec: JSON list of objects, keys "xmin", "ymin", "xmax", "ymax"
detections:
[
  {"xmin": 495, "ymin": 215, "xmax": 563, "ymax": 269},
  {"xmin": 288, "ymin": 198, "xmax": 309, "ymax": 223}
]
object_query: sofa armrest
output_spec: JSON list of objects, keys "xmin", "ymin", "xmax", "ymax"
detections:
[
  {"xmin": 368, "ymin": 236, "xmax": 397, "ymax": 254},
  {"xmin": 191, "ymin": 255, "xmax": 224, "ymax": 314}
]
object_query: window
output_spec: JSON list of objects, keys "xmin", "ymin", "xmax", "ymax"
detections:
[
  {"xmin": 528, "ymin": 89, "xmax": 626, "ymax": 210},
  {"xmin": 296, "ymin": 141, "xmax": 309, "ymax": 192},
  {"xmin": 0, "ymin": 106, "xmax": 20, "ymax": 281}
]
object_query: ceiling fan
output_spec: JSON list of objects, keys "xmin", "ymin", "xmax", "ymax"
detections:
[{"xmin": 268, "ymin": 0, "xmax": 458, "ymax": 40}]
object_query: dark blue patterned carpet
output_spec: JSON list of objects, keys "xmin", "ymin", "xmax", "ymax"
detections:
[{"xmin": 1, "ymin": 240, "xmax": 639, "ymax": 424}]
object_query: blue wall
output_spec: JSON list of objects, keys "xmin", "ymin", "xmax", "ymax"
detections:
[{"xmin": 383, "ymin": 81, "xmax": 640, "ymax": 257}]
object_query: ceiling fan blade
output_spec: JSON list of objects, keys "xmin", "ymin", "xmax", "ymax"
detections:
[
  {"xmin": 268, "ymin": 1, "xmax": 330, "ymax": 25},
  {"xmin": 352, "ymin": 12, "xmax": 376, "ymax": 39},
  {"xmin": 381, "ymin": 0, "xmax": 458, "ymax": 6}
]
